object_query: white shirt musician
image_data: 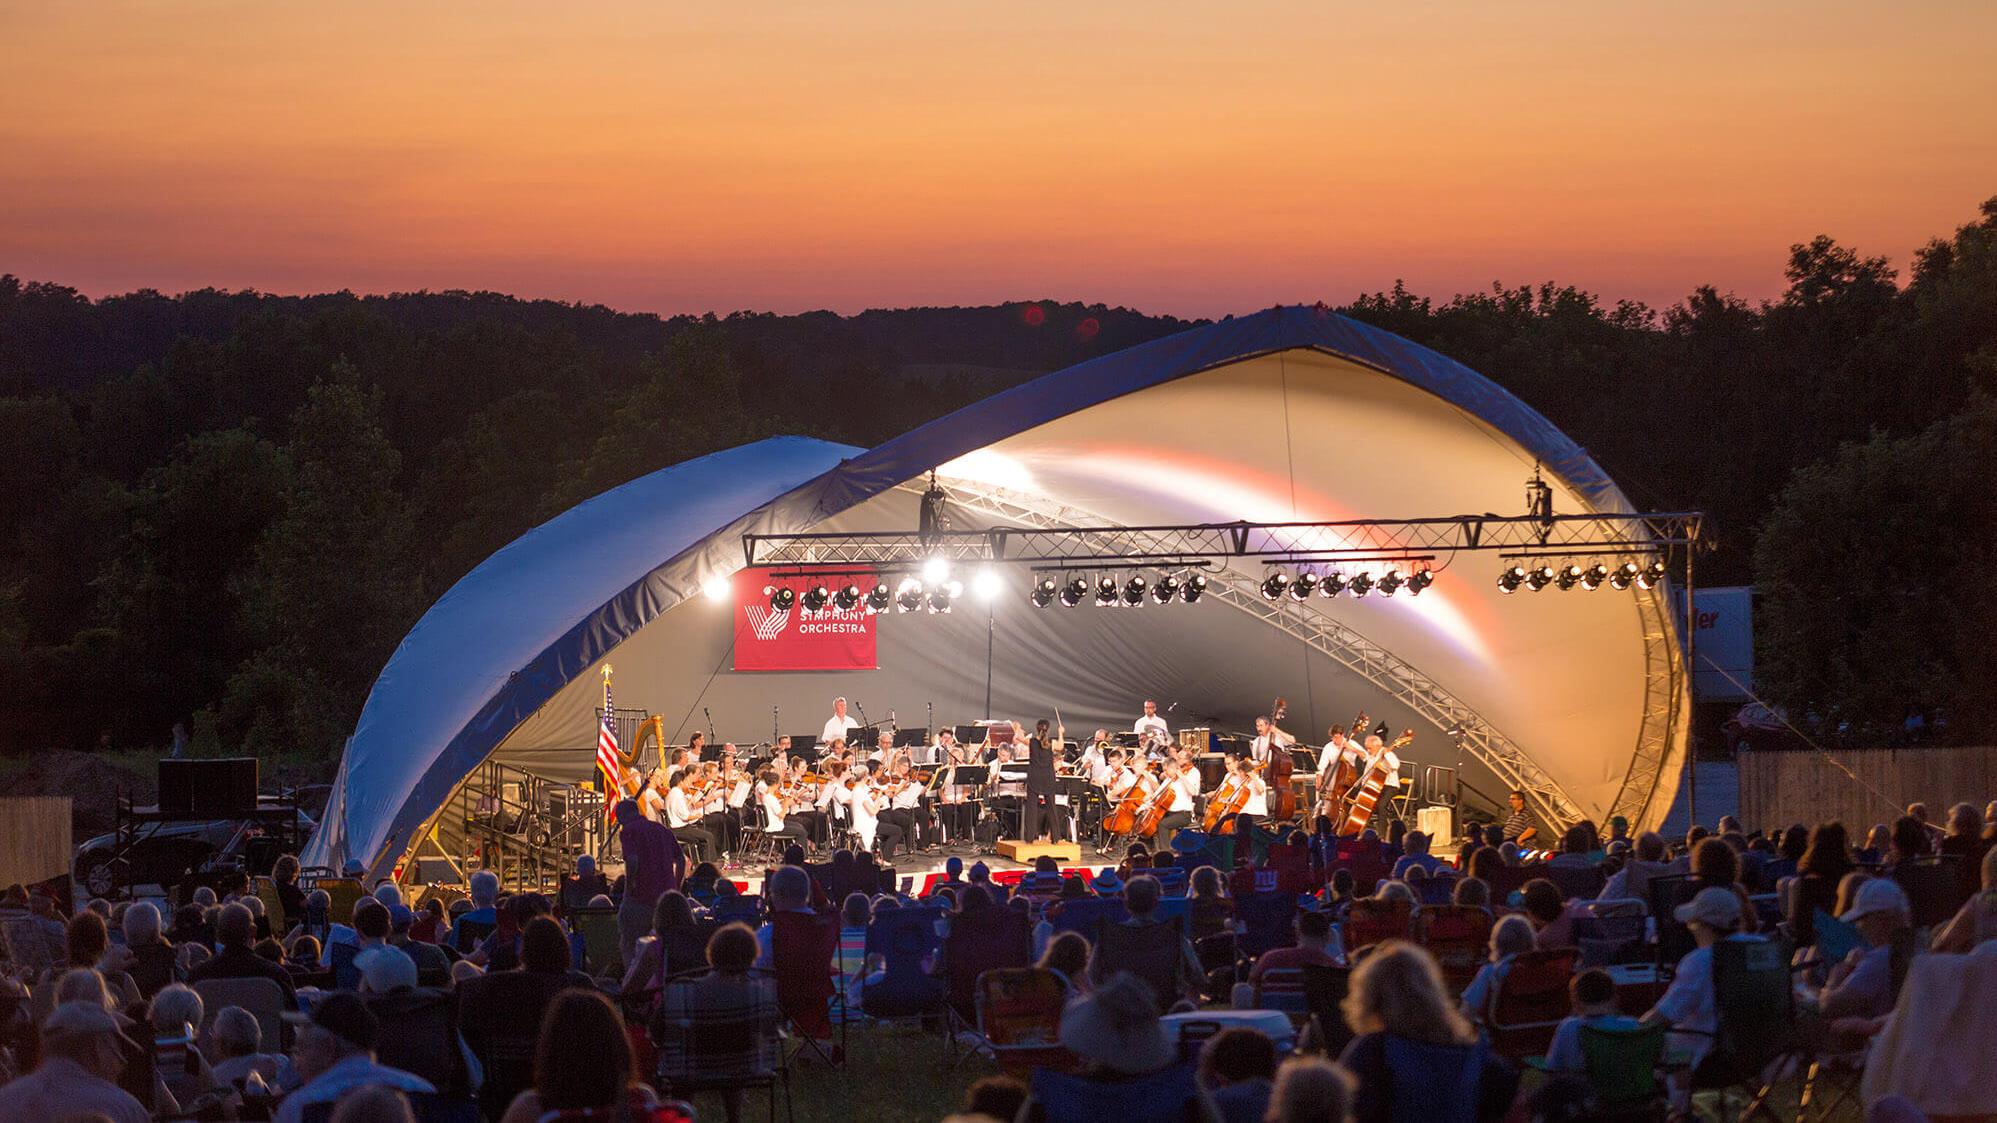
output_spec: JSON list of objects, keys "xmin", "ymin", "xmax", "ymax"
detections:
[
  {"xmin": 638, "ymin": 768, "xmax": 667, "ymax": 823},
  {"xmin": 1240, "ymin": 762, "xmax": 1270, "ymax": 818},
  {"xmin": 1361, "ymin": 734, "xmax": 1403, "ymax": 789},
  {"xmin": 1133, "ymin": 700, "xmax": 1170, "ymax": 746},
  {"xmin": 1316, "ymin": 729, "xmax": 1363, "ymax": 776},
  {"xmin": 1249, "ymin": 716, "xmax": 1294, "ymax": 766},
  {"xmin": 1166, "ymin": 754, "xmax": 1201, "ymax": 813},
  {"xmin": 848, "ymin": 778, "xmax": 880, "ymax": 850},
  {"xmin": 1107, "ymin": 757, "xmax": 1145, "ymax": 802},
  {"xmin": 870, "ymin": 732, "xmax": 896, "ymax": 764},
  {"xmin": 821, "ymin": 698, "xmax": 861, "ymax": 747},
  {"xmin": 664, "ymin": 784, "xmax": 696, "ymax": 829},
  {"xmin": 1079, "ymin": 735, "xmax": 1116, "ymax": 786}
]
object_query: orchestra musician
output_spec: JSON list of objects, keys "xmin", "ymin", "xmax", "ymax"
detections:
[
  {"xmin": 1226, "ymin": 754, "xmax": 1270, "ymax": 836},
  {"xmin": 1247, "ymin": 714, "xmax": 1294, "ymax": 767},
  {"xmin": 881, "ymin": 754, "xmax": 935, "ymax": 851},
  {"xmin": 935, "ymin": 730, "xmax": 978, "ymax": 843},
  {"xmin": 638, "ymin": 767, "xmax": 667, "ymax": 823},
  {"xmin": 1133, "ymin": 700, "xmax": 1170, "ymax": 752},
  {"xmin": 1077, "ymin": 733, "xmax": 1116, "ymax": 786},
  {"xmin": 664, "ymin": 768, "xmax": 720, "ymax": 860},
  {"xmin": 1024, "ymin": 718, "xmax": 1064, "ymax": 842},
  {"xmin": 850, "ymin": 761, "xmax": 904, "ymax": 859},
  {"xmin": 683, "ymin": 733, "xmax": 704, "ymax": 765},
  {"xmin": 821, "ymin": 697, "xmax": 861, "ymax": 748},
  {"xmin": 1361, "ymin": 733, "xmax": 1403, "ymax": 795},
  {"xmin": 1150, "ymin": 746, "xmax": 1201, "ymax": 846},
  {"xmin": 1316, "ymin": 724, "xmax": 1362, "ymax": 778},
  {"xmin": 755, "ymin": 767, "xmax": 810, "ymax": 846},
  {"xmin": 871, "ymin": 731, "xmax": 896, "ymax": 765}
]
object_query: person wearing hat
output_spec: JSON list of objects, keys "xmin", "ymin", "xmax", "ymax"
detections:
[
  {"xmin": 0, "ymin": 1001, "xmax": 149, "ymax": 1122},
  {"xmin": 387, "ymin": 902, "xmax": 453, "ymax": 985},
  {"xmin": 1090, "ymin": 868, "xmax": 1124, "ymax": 896},
  {"xmin": 1640, "ymin": 886, "xmax": 1766, "ymax": 1069},
  {"xmin": 1015, "ymin": 972, "xmax": 1212, "ymax": 1118},
  {"xmin": 1815, "ymin": 877, "xmax": 1912, "ymax": 1023},
  {"xmin": 275, "ymin": 991, "xmax": 434, "ymax": 1123}
]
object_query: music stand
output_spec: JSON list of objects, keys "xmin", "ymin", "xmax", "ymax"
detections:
[
  {"xmin": 853, "ymin": 724, "xmax": 882, "ymax": 748},
  {"xmin": 787, "ymin": 734, "xmax": 820, "ymax": 758},
  {"xmin": 953, "ymin": 723, "xmax": 987, "ymax": 746},
  {"xmin": 892, "ymin": 726, "xmax": 929, "ymax": 748},
  {"xmin": 1113, "ymin": 731, "xmax": 1141, "ymax": 749}
]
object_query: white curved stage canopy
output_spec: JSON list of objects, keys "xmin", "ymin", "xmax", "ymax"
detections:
[{"xmin": 305, "ymin": 306, "xmax": 1691, "ymax": 879}]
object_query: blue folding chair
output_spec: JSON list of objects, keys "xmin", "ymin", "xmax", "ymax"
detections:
[
  {"xmin": 712, "ymin": 893, "xmax": 764, "ymax": 926},
  {"xmin": 1234, "ymin": 891, "xmax": 1299, "ymax": 960},
  {"xmin": 1030, "ymin": 1060, "xmax": 1203, "ymax": 1123},
  {"xmin": 1047, "ymin": 897, "xmax": 1128, "ymax": 937}
]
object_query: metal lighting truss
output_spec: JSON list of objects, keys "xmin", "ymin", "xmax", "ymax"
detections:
[{"xmin": 748, "ymin": 482, "xmax": 1697, "ymax": 830}]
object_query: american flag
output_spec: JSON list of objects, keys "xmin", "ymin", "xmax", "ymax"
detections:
[{"xmin": 596, "ymin": 673, "xmax": 621, "ymax": 814}]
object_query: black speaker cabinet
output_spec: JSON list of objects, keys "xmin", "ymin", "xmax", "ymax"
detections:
[{"xmin": 158, "ymin": 757, "xmax": 259, "ymax": 817}]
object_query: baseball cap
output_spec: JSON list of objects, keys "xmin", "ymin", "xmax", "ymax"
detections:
[
  {"xmin": 340, "ymin": 859, "xmax": 366, "ymax": 878},
  {"xmin": 1840, "ymin": 877, "xmax": 1910, "ymax": 923},
  {"xmin": 302, "ymin": 991, "xmax": 379, "ymax": 1050},
  {"xmin": 1673, "ymin": 886, "xmax": 1744, "ymax": 928},
  {"xmin": 388, "ymin": 904, "xmax": 415, "ymax": 931},
  {"xmin": 354, "ymin": 945, "xmax": 418, "ymax": 993}
]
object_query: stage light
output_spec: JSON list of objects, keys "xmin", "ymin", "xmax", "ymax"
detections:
[
  {"xmin": 921, "ymin": 555, "xmax": 952, "ymax": 585},
  {"xmin": 1406, "ymin": 569, "xmax": 1434, "ymax": 596},
  {"xmin": 1060, "ymin": 577, "xmax": 1087, "ymax": 607},
  {"xmin": 1122, "ymin": 577, "xmax": 1148, "ymax": 606},
  {"xmin": 895, "ymin": 578, "xmax": 924, "ymax": 613},
  {"xmin": 1637, "ymin": 560, "xmax": 1667, "ymax": 589},
  {"xmin": 1497, "ymin": 566, "xmax": 1526, "ymax": 594},
  {"xmin": 865, "ymin": 582, "xmax": 891, "ymax": 613},
  {"xmin": 929, "ymin": 580, "xmax": 962, "ymax": 614},
  {"xmin": 1261, "ymin": 572, "xmax": 1291, "ymax": 600},
  {"xmin": 1348, "ymin": 571, "xmax": 1375, "ymax": 598},
  {"xmin": 1580, "ymin": 564, "xmax": 1609, "ymax": 591},
  {"xmin": 1554, "ymin": 564, "xmax": 1584, "ymax": 592},
  {"xmin": 801, "ymin": 584, "xmax": 830, "ymax": 612},
  {"xmin": 766, "ymin": 585, "xmax": 797, "ymax": 611},
  {"xmin": 1377, "ymin": 570, "xmax": 1404, "ymax": 597},
  {"xmin": 1526, "ymin": 564, "xmax": 1556, "ymax": 592},
  {"xmin": 1030, "ymin": 577, "xmax": 1057, "ymax": 608},
  {"xmin": 972, "ymin": 568, "xmax": 1003, "ymax": 602},
  {"xmin": 1181, "ymin": 574, "xmax": 1207, "ymax": 603},
  {"xmin": 1321, "ymin": 572, "xmax": 1347, "ymax": 597},
  {"xmin": 1095, "ymin": 576, "xmax": 1119, "ymax": 606},
  {"xmin": 1289, "ymin": 572, "xmax": 1319, "ymax": 600},
  {"xmin": 702, "ymin": 576, "xmax": 733, "ymax": 603},
  {"xmin": 1609, "ymin": 562, "xmax": 1639, "ymax": 591},
  {"xmin": 1152, "ymin": 574, "xmax": 1181, "ymax": 603},
  {"xmin": 833, "ymin": 583, "xmax": 861, "ymax": 612}
]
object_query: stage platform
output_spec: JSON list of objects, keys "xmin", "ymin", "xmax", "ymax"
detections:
[{"xmin": 996, "ymin": 838, "xmax": 1080, "ymax": 863}]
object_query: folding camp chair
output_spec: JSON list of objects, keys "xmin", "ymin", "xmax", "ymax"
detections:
[
  {"xmin": 1233, "ymin": 891, "xmax": 1299, "ymax": 961},
  {"xmin": 1341, "ymin": 896, "xmax": 1412, "ymax": 954},
  {"xmin": 1577, "ymin": 1022, "xmax": 1668, "ymax": 1119},
  {"xmin": 1095, "ymin": 917, "xmax": 1193, "ymax": 1012},
  {"xmin": 1683, "ymin": 936, "xmax": 1798, "ymax": 1123},
  {"xmin": 653, "ymin": 966, "xmax": 789, "ymax": 1123},
  {"xmin": 770, "ymin": 909, "xmax": 843, "ymax": 1066},
  {"xmin": 1029, "ymin": 1060, "xmax": 1203, "ymax": 1123},
  {"xmin": 568, "ymin": 906, "xmax": 624, "ymax": 981},
  {"xmin": 1571, "ymin": 898, "xmax": 1648, "ymax": 968},
  {"xmin": 1893, "ymin": 855, "xmax": 1969, "ymax": 931},
  {"xmin": 1413, "ymin": 904, "xmax": 1494, "ymax": 992},
  {"xmin": 860, "ymin": 906, "xmax": 952, "ymax": 1059},
  {"xmin": 1485, "ymin": 947, "xmax": 1579, "ymax": 1059},
  {"xmin": 1300, "ymin": 962, "xmax": 1354, "ymax": 1057},
  {"xmin": 944, "ymin": 906, "xmax": 1033, "ymax": 1039},
  {"xmin": 976, "ymin": 967, "xmax": 1075, "ymax": 1076}
]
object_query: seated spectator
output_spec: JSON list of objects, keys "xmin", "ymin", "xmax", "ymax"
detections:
[
  {"xmin": 1940, "ymin": 803, "xmax": 1991, "ymax": 899},
  {"xmin": 274, "ymin": 991, "xmax": 434, "ymax": 1123},
  {"xmin": 1088, "ymin": 874, "xmax": 1204, "ymax": 1006},
  {"xmin": 242, "ymin": 892, "xmax": 273, "ymax": 942},
  {"xmin": 1237, "ymin": 909, "xmax": 1343, "ymax": 1004},
  {"xmin": 623, "ymin": 890, "xmax": 707, "ymax": 997},
  {"xmin": 1188, "ymin": 866, "xmax": 1235, "ymax": 940},
  {"xmin": 1932, "ymin": 845, "xmax": 1997, "ymax": 952},
  {"xmin": 355, "ymin": 944, "xmax": 420, "ymax": 995},
  {"xmin": 1688, "ymin": 838, "xmax": 1759, "ymax": 932},
  {"xmin": 408, "ymin": 897, "xmax": 446, "ymax": 944},
  {"xmin": 450, "ymin": 870, "xmax": 501, "ymax": 951},
  {"xmin": 49, "ymin": 911, "xmax": 142, "ymax": 1009},
  {"xmin": 1459, "ymin": 914, "xmax": 1536, "ymax": 1025},
  {"xmin": 149, "ymin": 983, "xmax": 221, "ymax": 1108},
  {"xmin": 449, "ymin": 959, "xmax": 483, "ymax": 987},
  {"xmin": 286, "ymin": 934, "xmax": 323, "ymax": 975},
  {"xmin": 1267, "ymin": 1055, "xmax": 1353, "ymax": 1123},
  {"xmin": 559, "ymin": 854, "xmax": 613, "ymax": 914},
  {"xmin": 209, "ymin": 1003, "xmax": 300, "ymax": 1095},
  {"xmin": 496, "ymin": 989, "xmax": 655, "ymax": 1122},
  {"xmin": 385, "ymin": 904, "xmax": 451, "ymax": 983},
  {"xmin": 1451, "ymin": 878, "xmax": 1491, "ymax": 909},
  {"xmin": 967, "ymin": 861, "xmax": 1008, "ymax": 903},
  {"xmin": 523, "ymin": 914, "xmax": 595, "ymax": 990},
  {"xmin": 955, "ymin": 1074, "xmax": 1029, "ymax": 1123},
  {"xmin": 1601, "ymin": 831, "xmax": 1671, "ymax": 904},
  {"xmin": 1199, "ymin": 1026, "xmax": 1278, "ymax": 1123},
  {"xmin": 833, "ymin": 892, "xmax": 877, "ymax": 1009},
  {"xmin": 1886, "ymin": 816, "xmax": 1932, "ymax": 870},
  {"xmin": 1338, "ymin": 942, "xmax": 1517, "ymax": 1123},
  {"xmin": 0, "ymin": 1001, "xmax": 149, "ymax": 1123},
  {"xmin": 121, "ymin": 901, "xmax": 180, "ymax": 1000},
  {"xmin": 1392, "ymin": 832, "xmax": 1445, "ymax": 880},
  {"xmin": 656, "ymin": 923, "xmax": 779, "ymax": 1123},
  {"xmin": 1816, "ymin": 878, "xmax": 1912, "ymax": 1023},
  {"xmin": 1641, "ymin": 887, "xmax": 1765, "ymax": 1071},
  {"xmin": 331, "ymin": 1086, "xmax": 416, "ymax": 1122},
  {"xmin": 272, "ymin": 855, "xmax": 306, "ymax": 930},
  {"xmin": 1320, "ymin": 869, "xmax": 1358, "ymax": 916},
  {"xmin": 179, "ymin": 941, "xmax": 213, "ymax": 974},
  {"xmin": 189, "ymin": 902, "xmax": 298, "ymax": 1008},
  {"xmin": 1037, "ymin": 930, "xmax": 1092, "ymax": 992},
  {"xmin": 1764, "ymin": 824, "xmax": 1809, "ymax": 885},
  {"xmin": 285, "ymin": 889, "xmax": 330, "ymax": 946},
  {"xmin": 1520, "ymin": 879, "xmax": 1581, "ymax": 950},
  {"xmin": 1016, "ymin": 972, "xmax": 1205, "ymax": 1118},
  {"xmin": 255, "ymin": 936, "xmax": 287, "ymax": 964},
  {"xmin": 1542, "ymin": 968, "xmax": 1638, "ymax": 1072},
  {"xmin": 1855, "ymin": 823, "xmax": 1891, "ymax": 866},
  {"xmin": 753, "ymin": 865, "xmax": 815, "ymax": 969}
]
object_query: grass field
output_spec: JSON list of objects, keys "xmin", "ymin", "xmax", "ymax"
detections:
[{"xmin": 667, "ymin": 1022, "xmax": 998, "ymax": 1123}]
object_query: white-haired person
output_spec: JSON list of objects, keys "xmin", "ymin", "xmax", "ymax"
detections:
[
  {"xmin": 1933, "ymin": 845, "xmax": 1997, "ymax": 953},
  {"xmin": 1267, "ymin": 1055, "xmax": 1354, "ymax": 1123},
  {"xmin": 0, "ymin": 1001, "xmax": 149, "ymax": 1122},
  {"xmin": 149, "ymin": 983, "xmax": 222, "ymax": 1109},
  {"xmin": 120, "ymin": 900, "xmax": 180, "ymax": 1000},
  {"xmin": 209, "ymin": 1003, "xmax": 300, "ymax": 1095},
  {"xmin": 1459, "ymin": 913, "xmax": 1536, "ymax": 1027}
]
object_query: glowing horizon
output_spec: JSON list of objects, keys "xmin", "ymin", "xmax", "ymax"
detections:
[{"xmin": 3, "ymin": 2, "xmax": 1993, "ymax": 319}]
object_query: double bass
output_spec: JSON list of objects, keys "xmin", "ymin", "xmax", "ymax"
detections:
[
  {"xmin": 1267, "ymin": 697, "xmax": 1297, "ymax": 822},
  {"xmin": 1314, "ymin": 711, "xmax": 1368, "ymax": 825},
  {"xmin": 1338, "ymin": 729, "xmax": 1414, "ymax": 836}
]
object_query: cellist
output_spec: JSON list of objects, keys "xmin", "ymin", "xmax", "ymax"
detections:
[{"xmin": 1149, "ymin": 746, "xmax": 1202, "ymax": 847}]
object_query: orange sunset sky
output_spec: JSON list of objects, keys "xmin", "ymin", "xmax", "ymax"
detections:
[{"xmin": 4, "ymin": 2, "xmax": 1995, "ymax": 318}]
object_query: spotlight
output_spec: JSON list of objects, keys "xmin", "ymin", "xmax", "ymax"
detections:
[
  {"xmin": 1181, "ymin": 574, "xmax": 1207, "ymax": 603},
  {"xmin": 1321, "ymin": 572, "xmax": 1347, "ymax": 598},
  {"xmin": 1637, "ymin": 560, "xmax": 1667, "ymax": 589},
  {"xmin": 1377, "ymin": 570, "xmax": 1404, "ymax": 597},
  {"xmin": 895, "ymin": 578, "xmax": 924, "ymax": 613},
  {"xmin": 1406, "ymin": 569, "xmax": 1434, "ymax": 596},
  {"xmin": 1095, "ymin": 576, "xmax": 1119, "ymax": 606},
  {"xmin": 1497, "ymin": 566, "xmax": 1526, "ymax": 595},
  {"xmin": 832, "ymin": 583, "xmax": 861, "ymax": 612},
  {"xmin": 921, "ymin": 556, "xmax": 952, "ymax": 585},
  {"xmin": 766, "ymin": 585, "xmax": 796, "ymax": 611},
  {"xmin": 1121, "ymin": 577, "xmax": 1148, "ymax": 606},
  {"xmin": 1289, "ymin": 572, "xmax": 1319, "ymax": 600},
  {"xmin": 701, "ymin": 576, "xmax": 733, "ymax": 603},
  {"xmin": 1152, "ymin": 574, "xmax": 1181, "ymax": 603},
  {"xmin": 1261, "ymin": 572, "xmax": 1291, "ymax": 600},
  {"xmin": 801, "ymin": 584, "xmax": 831, "ymax": 612},
  {"xmin": 1348, "ymin": 571, "xmax": 1375, "ymax": 598},
  {"xmin": 1554, "ymin": 564, "xmax": 1584, "ymax": 592},
  {"xmin": 1060, "ymin": 577, "xmax": 1088, "ymax": 607},
  {"xmin": 972, "ymin": 568, "xmax": 1003, "ymax": 602},
  {"xmin": 1030, "ymin": 577, "xmax": 1057, "ymax": 608},
  {"xmin": 1580, "ymin": 564, "xmax": 1609, "ymax": 591},
  {"xmin": 928, "ymin": 580, "xmax": 961, "ymax": 614},
  {"xmin": 1609, "ymin": 562, "xmax": 1639, "ymax": 591},
  {"xmin": 865, "ymin": 582, "xmax": 891, "ymax": 613},
  {"xmin": 1525, "ymin": 564, "xmax": 1556, "ymax": 592}
]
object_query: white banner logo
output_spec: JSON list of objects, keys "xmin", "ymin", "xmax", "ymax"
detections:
[{"xmin": 745, "ymin": 604, "xmax": 791, "ymax": 641}]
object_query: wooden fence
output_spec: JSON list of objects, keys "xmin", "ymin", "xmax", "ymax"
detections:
[
  {"xmin": 0, "ymin": 797, "xmax": 72, "ymax": 886},
  {"xmin": 1736, "ymin": 746, "xmax": 1997, "ymax": 831}
]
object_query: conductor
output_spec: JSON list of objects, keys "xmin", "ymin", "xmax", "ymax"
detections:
[{"xmin": 1023, "ymin": 718, "xmax": 1064, "ymax": 842}]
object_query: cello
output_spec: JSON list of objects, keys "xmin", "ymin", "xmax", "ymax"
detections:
[
  {"xmin": 1103, "ymin": 762, "xmax": 1154, "ymax": 837},
  {"xmin": 1338, "ymin": 729, "xmax": 1414, "ymax": 836},
  {"xmin": 1135, "ymin": 758, "xmax": 1185, "ymax": 837},
  {"xmin": 1266, "ymin": 697, "xmax": 1298, "ymax": 822}
]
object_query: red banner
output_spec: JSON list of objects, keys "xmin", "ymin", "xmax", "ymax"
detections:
[{"xmin": 731, "ymin": 567, "xmax": 878, "ymax": 672}]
